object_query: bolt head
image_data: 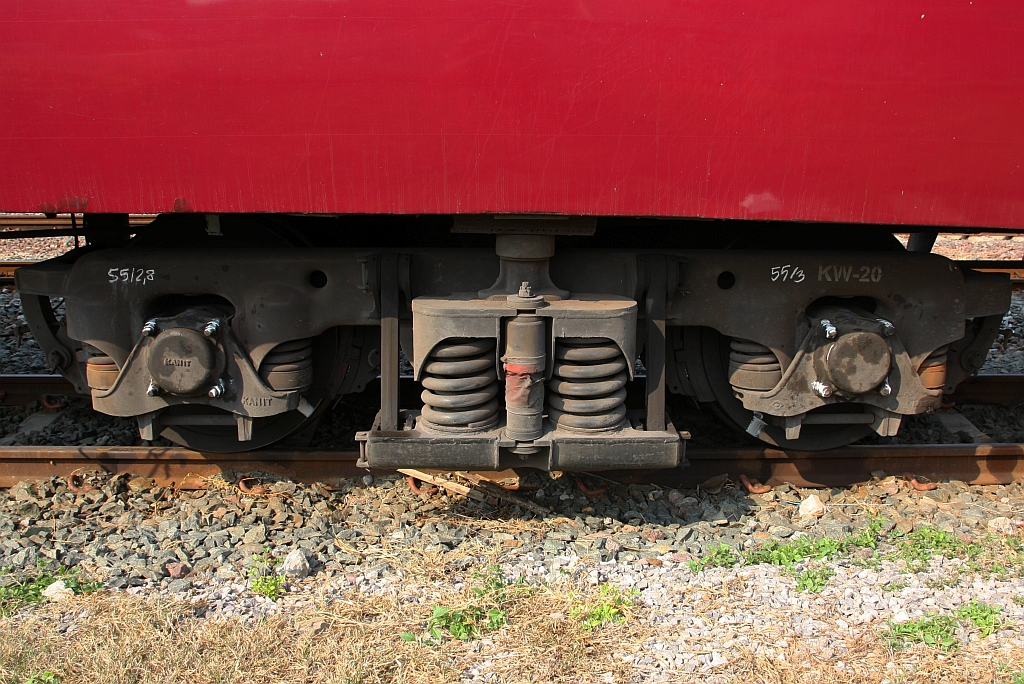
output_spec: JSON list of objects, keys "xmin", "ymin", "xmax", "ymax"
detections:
[{"xmin": 208, "ymin": 385, "xmax": 223, "ymax": 398}]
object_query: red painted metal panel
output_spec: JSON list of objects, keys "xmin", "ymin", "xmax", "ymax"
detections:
[{"xmin": 1, "ymin": 1, "xmax": 1023, "ymax": 227}]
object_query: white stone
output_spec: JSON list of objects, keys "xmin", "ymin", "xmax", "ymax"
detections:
[
  {"xmin": 798, "ymin": 494, "xmax": 826, "ymax": 518},
  {"xmin": 42, "ymin": 579, "xmax": 74, "ymax": 602},
  {"xmin": 987, "ymin": 517, "xmax": 1019, "ymax": 535},
  {"xmin": 279, "ymin": 549, "xmax": 311, "ymax": 579}
]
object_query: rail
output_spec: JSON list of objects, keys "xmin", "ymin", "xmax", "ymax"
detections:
[{"xmin": 0, "ymin": 373, "xmax": 1022, "ymax": 489}]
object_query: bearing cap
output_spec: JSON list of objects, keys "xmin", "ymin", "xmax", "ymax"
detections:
[
  {"xmin": 825, "ymin": 331, "xmax": 891, "ymax": 395},
  {"xmin": 147, "ymin": 328, "xmax": 216, "ymax": 395}
]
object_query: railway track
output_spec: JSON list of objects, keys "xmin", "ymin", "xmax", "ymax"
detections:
[{"xmin": 0, "ymin": 372, "xmax": 1022, "ymax": 490}]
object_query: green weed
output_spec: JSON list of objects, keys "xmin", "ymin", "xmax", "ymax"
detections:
[
  {"xmin": 570, "ymin": 584, "xmax": 637, "ymax": 631},
  {"xmin": 881, "ymin": 600, "xmax": 1003, "ymax": 652},
  {"xmin": 1012, "ymin": 595, "xmax": 1024, "ymax": 606},
  {"xmin": 888, "ymin": 526, "xmax": 979, "ymax": 572},
  {"xmin": 795, "ymin": 567, "xmax": 834, "ymax": 593},
  {"xmin": 247, "ymin": 553, "xmax": 285, "ymax": 600},
  {"xmin": 745, "ymin": 536, "xmax": 845, "ymax": 567},
  {"xmin": 686, "ymin": 544, "xmax": 740, "ymax": 572},
  {"xmin": 882, "ymin": 579, "xmax": 909, "ymax": 592},
  {"xmin": 0, "ymin": 568, "xmax": 101, "ymax": 617},
  {"xmin": 23, "ymin": 673, "xmax": 60, "ymax": 684},
  {"xmin": 1012, "ymin": 672, "xmax": 1024, "ymax": 684},
  {"xmin": 955, "ymin": 600, "xmax": 1002, "ymax": 638},
  {"xmin": 402, "ymin": 566, "xmax": 533, "ymax": 643},
  {"xmin": 249, "ymin": 574, "xmax": 284, "ymax": 600},
  {"xmin": 882, "ymin": 614, "xmax": 959, "ymax": 651}
]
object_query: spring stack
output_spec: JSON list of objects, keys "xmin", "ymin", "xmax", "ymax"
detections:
[
  {"xmin": 919, "ymin": 345, "xmax": 948, "ymax": 390},
  {"xmin": 727, "ymin": 339, "xmax": 782, "ymax": 391},
  {"xmin": 547, "ymin": 337, "xmax": 628, "ymax": 430},
  {"xmin": 259, "ymin": 338, "xmax": 314, "ymax": 391},
  {"xmin": 420, "ymin": 338, "xmax": 500, "ymax": 431}
]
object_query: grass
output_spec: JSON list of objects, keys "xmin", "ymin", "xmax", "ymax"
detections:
[
  {"xmin": 882, "ymin": 579, "xmax": 909, "ymax": 592},
  {"xmin": 686, "ymin": 544, "xmax": 740, "ymax": 572},
  {"xmin": 23, "ymin": 674, "xmax": 60, "ymax": 684},
  {"xmin": 882, "ymin": 613, "xmax": 959, "ymax": 652},
  {"xmin": 402, "ymin": 566, "xmax": 535, "ymax": 643},
  {"xmin": 1013, "ymin": 595, "xmax": 1024, "ymax": 607},
  {"xmin": 0, "ymin": 586, "xmax": 1020, "ymax": 684},
  {"xmin": 0, "ymin": 568, "xmax": 101, "ymax": 617},
  {"xmin": 570, "ymin": 585, "xmax": 637, "ymax": 631},
  {"xmin": 794, "ymin": 567, "xmax": 834, "ymax": 593},
  {"xmin": 250, "ymin": 574, "xmax": 285, "ymax": 601},
  {"xmin": 955, "ymin": 600, "xmax": 1002, "ymax": 638},
  {"xmin": 247, "ymin": 552, "xmax": 284, "ymax": 600},
  {"xmin": 887, "ymin": 526, "xmax": 980, "ymax": 572},
  {"xmin": 881, "ymin": 600, "xmax": 1003, "ymax": 652}
]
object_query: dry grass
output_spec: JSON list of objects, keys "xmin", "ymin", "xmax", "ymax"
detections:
[{"xmin": 1, "ymin": 582, "xmax": 1022, "ymax": 684}]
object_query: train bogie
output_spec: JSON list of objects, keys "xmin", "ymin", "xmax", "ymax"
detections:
[{"xmin": 15, "ymin": 215, "xmax": 1010, "ymax": 468}]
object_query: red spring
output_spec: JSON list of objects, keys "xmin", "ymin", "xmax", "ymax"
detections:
[
  {"xmin": 904, "ymin": 472, "xmax": 938, "ymax": 491},
  {"xmin": 238, "ymin": 477, "xmax": 270, "ymax": 496},
  {"xmin": 573, "ymin": 475, "xmax": 608, "ymax": 500},
  {"xmin": 739, "ymin": 473, "xmax": 772, "ymax": 494},
  {"xmin": 66, "ymin": 472, "xmax": 95, "ymax": 494},
  {"xmin": 407, "ymin": 476, "xmax": 437, "ymax": 496},
  {"xmin": 41, "ymin": 395, "xmax": 68, "ymax": 411}
]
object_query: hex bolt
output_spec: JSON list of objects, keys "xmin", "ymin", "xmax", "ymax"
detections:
[
  {"xmin": 146, "ymin": 380, "xmax": 160, "ymax": 397},
  {"xmin": 518, "ymin": 281, "xmax": 533, "ymax": 298},
  {"xmin": 877, "ymin": 319, "xmax": 896, "ymax": 336},
  {"xmin": 203, "ymin": 320, "xmax": 220, "ymax": 337},
  {"xmin": 819, "ymin": 319, "xmax": 837, "ymax": 339},
  {"xmin": 208, "ymin": 381, "xmax": 225, "ymax": 399},
  {"xmin": 812, "ymin": 380, "xmax": 833, "ymax": 398},
  {"xmin": 141, "ymin": 320, "xmax": 158, "ymax": 336},
  {"xmin": 879, "ymin": 378, "xmax": 892, "ymax": 397}
]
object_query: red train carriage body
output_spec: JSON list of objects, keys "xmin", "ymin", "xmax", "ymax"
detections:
[
  {"xmin": 2, "ymin": 0, "xmax": 1023, "ymax": 226},
  {"xmin": 2, "ymin": 2, "xmax": 1020, "ymax": 466}
]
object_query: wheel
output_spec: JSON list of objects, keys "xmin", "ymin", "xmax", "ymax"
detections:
[{"xmin": 677, "ymin": 327, "xmax": 876, "ymax": 451}]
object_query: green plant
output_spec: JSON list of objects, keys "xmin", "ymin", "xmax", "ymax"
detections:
[
  {"xmin": 882, "ymin": 614, "xmax": 959, "ymax": 652},
  {"xmin": 882, "ymin": 579, "xmax": 909, "ymax": 592},
  {"xmin": 1012, "ymin": 672, "xmax": 1024, "ymax": 684},
  {"xmin": 402, "ymin": 566, "xmax": 532, "ymax": 643},
  {"xmin": 247, "ymin": 554, "xmax": 285, "ymax": 600},
  {"xmin": 687, "ymin": 544, "xmax": 740, "ymax": 572},
  {"xmin": 1012, "ymin": 595, "xmax": 1024, "ymax": 606},
  {"xmin": 955, "ymin": 600, "xmax": 1001, "ymax": 638},
  {"xmin": 745, "ymin": 536, "xmax": 845, "ymax": 567},
  {"xmin": 795, "ymin": 567, "xmax": 834, "ymax": 593},
  {"xmin": 250, "ymin": 573, "xmax": 284, "ymax": 600},
  {"xmin": 570, "ymin": 585, "xmax": 637, "ymax": 631},
  {"xmin": 0, "ymin": 569, "xmax": 101, "ymax": 617},
  {"xmin": 881, "ymin": 601, "xmax": 1003, "ymax": 652},
  {"xmin": 889, "ymin": 526, "xmax": 979, "ymax": 572},
  {"xmin": 23, "ymin": 673, "xmax": 60, "ymax": 684}
]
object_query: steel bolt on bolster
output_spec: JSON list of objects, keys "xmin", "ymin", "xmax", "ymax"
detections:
[
  {"xmin": 141, "ymin": 320, "xmax": 157, "ymax": 336},
  {"xmin": 812, "ymin": 380, "xmax": 833, "ymax": 398},
  {"xmin": 207, "ymin": 381, "xmax": 225, "ymax": 398}
]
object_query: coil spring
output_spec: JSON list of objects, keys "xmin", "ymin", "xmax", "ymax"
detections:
[
  {"xmin": 420, "ymin": 338, "xmax": 500, "ymax": 431},
  {"xmin": 260, "ymin": 338, "xmax": 313, "ymax": 391},
  {"xmin": 547, "ymin": 337, "xmax": 628, "ymax": 431},
  {"xmin": 919, "ymin": 344, "xmax": 948, "ymax": 390},
  {"xmin": 727, "ymin": 339, "xmax": 782, "ymax": 391}
]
